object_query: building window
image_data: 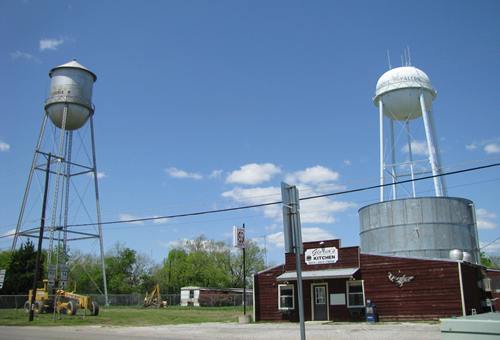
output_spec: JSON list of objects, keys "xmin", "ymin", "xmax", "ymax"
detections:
[
  {"xmin": 346, "ymin": 280, "xmax": 365, "ymax": 308},
  {"xmin": 278, "ymin": 284, "xmax": 295, "ymax": 310},
  {"xmin": 189, "ymin": 290, "xmax": 194, "ymax": 299}
]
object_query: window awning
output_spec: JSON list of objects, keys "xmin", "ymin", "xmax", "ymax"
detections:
[{"xmin": 276, "ymin": 267, "xmax": 359, "ymax": 281}]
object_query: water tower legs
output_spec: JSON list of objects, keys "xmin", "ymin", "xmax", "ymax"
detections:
[
  {"xmin": 11, "ymin": 110, "xmax": 109, "ymax": 306},
  {"xmin": 90, "ymin": 115, "xmax": 109, "ymax": 307},
  {"xmin": 12, "ymin": 115, "xmax": 49, "ymax": 250},
  {"xmin": 420, "ymin": 91, "xmax": 446, "ymax": 197},
  {"xmin": 379, "ymin": 100, "xmax": 385, "ymax": 202}
]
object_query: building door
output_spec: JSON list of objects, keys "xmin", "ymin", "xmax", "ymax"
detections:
[{"xmin": 313, "ymin": 284, "xmax": 328, "ymax": 320}]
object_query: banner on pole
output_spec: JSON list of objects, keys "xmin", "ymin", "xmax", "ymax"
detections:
[{"xmin": 233, "ymin": 226, "xmax": 245, "ymax": 248}]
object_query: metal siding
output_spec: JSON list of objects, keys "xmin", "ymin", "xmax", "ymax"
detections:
[{"xmin": 359, "ymin": 197, "xmax": 479, "ymax": 263}]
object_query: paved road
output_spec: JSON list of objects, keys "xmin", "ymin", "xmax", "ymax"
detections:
[{"xmin": 0, "ymin": 322, "xmax": 441, "ymax": 340}]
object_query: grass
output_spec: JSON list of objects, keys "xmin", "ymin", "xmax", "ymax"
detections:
[{"xmin": 0, "ymin": 305, "xmax": 251, "ymax": 326}]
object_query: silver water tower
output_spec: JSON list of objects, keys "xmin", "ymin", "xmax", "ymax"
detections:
[
  {"xmin": 359, "ymin": 64, "xmax": 480, "ymax": 264},
  {"xmin": 12, "ymin": 60, "xmax": 108, "ymax": 304}
]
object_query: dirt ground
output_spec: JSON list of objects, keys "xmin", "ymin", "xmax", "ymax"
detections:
[{"xmin": 0, "ymin": 321, "xmax": 441, "ymax": 340}]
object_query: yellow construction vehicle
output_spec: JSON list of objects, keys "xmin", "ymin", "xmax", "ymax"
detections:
[
  {"xmin": 143, "ymin": 284, "xmax": 167, "ymax": 308},
  {"xmin": 24, "ymin": 279, "xmax": 99, "ymax": 316}
]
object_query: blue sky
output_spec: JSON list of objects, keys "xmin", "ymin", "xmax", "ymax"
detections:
[{"xmin": 1, "ymin": 0, "xmax": 499, "ymax": 265}]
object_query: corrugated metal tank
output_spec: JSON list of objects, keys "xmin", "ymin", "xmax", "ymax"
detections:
[
  {"xmin": 359, "ymin": 197, "xmax": 480, "ymax": 263},
  {"xmin": 44, "ymin": 60, "xmax": 96, "ymax": 130}
]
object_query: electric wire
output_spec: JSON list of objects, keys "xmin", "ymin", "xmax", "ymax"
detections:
[{"xmin": 3, "ymin": 161, "xmax": 499, "ymax": 241}]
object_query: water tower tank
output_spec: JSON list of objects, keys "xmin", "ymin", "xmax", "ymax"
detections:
[
  {"xmin": 359, "ymin": 197, "xmax": 480, "ymax": 264},
  {"xmin": 374, "ymin": 66, "xmax": 436, "ymax": 121},
  {"xmin": 44, "ymin": 60, "xmax": 97, "ymax": 130}
]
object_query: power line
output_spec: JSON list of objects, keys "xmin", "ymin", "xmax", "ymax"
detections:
[
  {"xmin": 480, "ymin": 236, "xmax": 500, "ymax": 251},
  {"xmin": 3, "ymin": 161, "xmax": 498, "ymax": 241}
]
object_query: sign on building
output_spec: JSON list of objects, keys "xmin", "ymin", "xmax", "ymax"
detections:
[
  {"xmin": 233, "ymin": 226, "xmax": 245, "ymax": 248},
  {"xmin": 305, "ymin": 247, "xmax": 338, "ymax": 265}
]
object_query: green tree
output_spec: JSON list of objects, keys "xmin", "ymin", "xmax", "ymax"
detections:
[
  {"xmin": 0, "ymin": 250, "xmax": 12, "ymax": 270},
  {"xmin": 104, "ymin": 243, "xmax": 154, "ymax": 293},
  {"xmin": 230, "ymin": 239, "xmax": 265, "ymax": 288},
  {"xmin": 480, "ymin": 252, "xmax": 495, "ymax": 268},
  {"xmin": 159, "ymin": 248, "xmax": 188, "ymax": 293},
  {"xmin": 3, "ymin": 241, "xmax": 45, "ymax": 294},
  {"xmin": 157, "ymin": 235, "xmax": 266, "ymax": 293},
  {"xmin": 68, "ymin": 251, "xmax": 102, "ymax": 293}
]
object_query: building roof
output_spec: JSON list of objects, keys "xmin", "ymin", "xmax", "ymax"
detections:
[{"xmin": 276, "ymin": 267, "xmax": 359, "ymax": 281}]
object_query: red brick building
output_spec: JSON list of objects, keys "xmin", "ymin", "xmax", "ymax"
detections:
[{"xmin": 253, "ymin": 239, "xmax": 493, "ymax": 322}]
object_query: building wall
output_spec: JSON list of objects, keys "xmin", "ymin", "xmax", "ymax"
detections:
[
  {"xmin": 254, "ymin": 265, "xmax": 287, "ymax": 321},
  {"xmin": 486, "ymin": 269, "xmax": 500, "ymax": 311},
  {"xmin": 254, "ymin": 239, "xmax": 490, "ymax": 322},
  {"xmin": 360, "ymin": 253, "xmax": 463, "ymax": 320}
]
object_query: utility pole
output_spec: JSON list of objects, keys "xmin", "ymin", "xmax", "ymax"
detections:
[
  {"xmin": 281, "ymin": 182, "xmax": 306, "ymax": 340},
  {"xmin": 29, "ymin": 153, "xmax": 51, "ymax": 322},
  {"xmin": 242, "ymin": 223, "xmax": 246, "ymax": 316}
]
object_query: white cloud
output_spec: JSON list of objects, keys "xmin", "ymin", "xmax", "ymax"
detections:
[
  {"xmin": 266, "ymin": 227, "xmax": 336, "ymax": 248},
  {"xmin": 209, "ymin": 169, "xmax": 223, "ymax": 179},
  {"xmin": 0, "ymin": 141, "xmax": 11, "ymax": 152},
  {"xmin": 301, "ymin": 227, "xmax": 336, "ymax": 242},
  {"xmin": 1, "ymin": 228, "xmax": 16, "ymax": 239},
  {"xmin": 480, "ymin": 240, "xmax": 500, "ymax": 255},
  {"xmin": 165, "ymin": 167, "xmax": 203, "ymax": 180},
  {"xmin": 267, "ymin": 231, "xmax": 285, "ymax": 247},
  {"xmin": 10, "ymin": 51, "xmax": 40, "ymax": 62},
  {"xmin": 165, "ymin": 239, "xmax": 184, "ymax": 249},
  {"xmin": 152, "ymin": 216, "xmax": 169, "ymax": 224},
  {"xmin": 285, "ymin": 166, "xmax": 339, "ymax": 185},
  {"xmin": 87, "ymin": 171, "xmax": 106, "ymax": 179},
  {"xmin": 39, "ymin": 38, "xmax": 64, "ymax": 51},
  {"xmin": 226, "ymin": 163, "xmax": 281, "ymax": 185},
  {"xmin": 343, "ymin": 160, "xmax": 352, "ymax": 166},
  {"xmin": 476, "ymin": 208, "xmax": 497, "ymax": 230},
  {"xmin": 222, "ymin": 185, "xmax": 355, "ymax": 224},
  {"xmin": 484, "ymin": 143, "xmax": 500, "ymax": 154},
  {"xmin": 222, "ymin": 186, "xmax": 282, "ymax": 220},
  {"xmin": 402, "ymin": 140, "xmax": 428, "ymax": 156},
  {"xmin": 465, "ymin": 143, "xmax": 477, "ymax": 151},
  {"xmin": 300, "ymin": 197, "xmax": 356, "ymax": 223},
  {"xmin": 119, "ymin": 213, "xmax": 144, "ymax": 225}
]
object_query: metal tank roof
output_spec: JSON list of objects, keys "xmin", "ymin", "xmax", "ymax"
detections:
[
  {"xmin": 49, "ymin": 59, "xmax": 97, "ymax": 81},
  {"xmin": 374, "ymin": 66, "xmax": 436, "ymax": 105}
]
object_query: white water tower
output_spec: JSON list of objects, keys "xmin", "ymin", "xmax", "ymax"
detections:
[
  {"xmin": 359, "ymin": 62, "xmax": 480, "ymax": 264},
  {"xmin": 12, "ymin": 60, "xmax": 108, "ymax": 304},
  {"xmin": 374, "ymin": 66, "xmax": 446, "ymax": 200}
]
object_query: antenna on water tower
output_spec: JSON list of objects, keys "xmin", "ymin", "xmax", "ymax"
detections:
[{"xmin": 12, "ymin": 60, "xmax": 109, "ymax": 306}]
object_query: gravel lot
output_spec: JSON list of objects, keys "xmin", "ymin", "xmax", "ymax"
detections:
[{"xmin": 0, "ymin": 321, "xmax": 441, "ymax": 340}]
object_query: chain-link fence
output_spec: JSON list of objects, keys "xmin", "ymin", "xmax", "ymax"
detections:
[
  {"xmin": 197, "ymin": 293, "xmax": 253, "ymax": 307},
  {"xmin": 0, "ymin": 292, "xmax": 251, "ymax": 308},
  {"xmin": 0, "ymin": 295, "xmax": 28, "ymax": 309}
]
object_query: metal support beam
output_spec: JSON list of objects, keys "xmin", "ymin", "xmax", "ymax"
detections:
[
  {"xmin": 389, "ymin": 119, "xmax": 397, "ymax": 200},
  {"xmin": 12, "ymin": 115, "xmax": 48, "ymax": 250},
  {"xmin": 420, "ymin": 91, "xmax": 443, "ymax": 197},
  {"xmin": 379, "ymin": 100, "xmax": 385, "ymax": 202},
  {"xmin": 90, "ymin": 115, "xmax": 109, "ymax": 307},
  {"xmin": 405, "ymin": 122, "xmax": 417, "ymax": 198}
]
